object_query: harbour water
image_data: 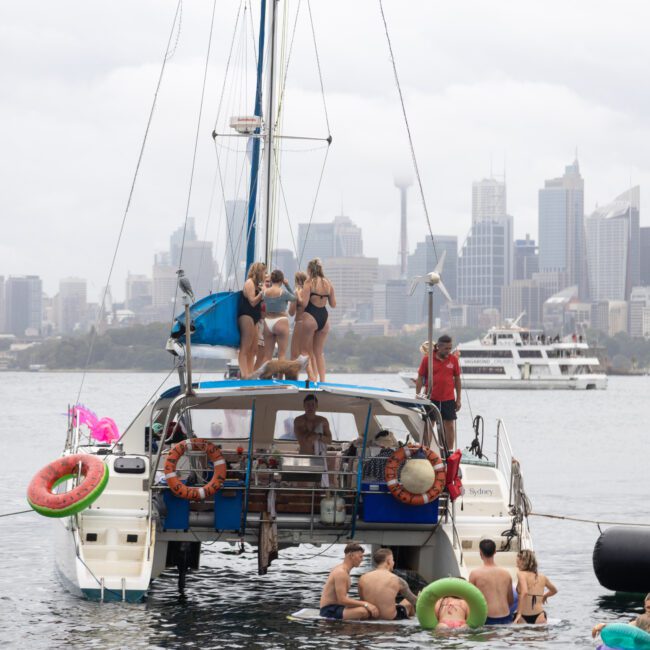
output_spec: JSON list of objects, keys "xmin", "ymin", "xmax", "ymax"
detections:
[{"xmin": 2, "ymin": 371, "xmax": 649, "ymax": 649}]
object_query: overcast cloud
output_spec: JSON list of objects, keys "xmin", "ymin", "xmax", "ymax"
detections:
[{"xmin": 2, "ymin": 0, "xmax": 649, "ymax": 301}]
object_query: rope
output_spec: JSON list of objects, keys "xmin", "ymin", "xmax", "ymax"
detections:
[
  {"xmin": 74, "ymin": 0, "xmax": 182, "ymax": 408},
  {"xmin": 530, "ymin": 513, "xmax": 650, "ymax": 527},
  {"xmin": 0, "ymin": 509, "xmax": 33, "ymax": 518},
  {"xmin": 466, "ymin": 415, "xmax": 488, "ymax": 461},
  {"xmin": 171, "ymin": 0, "xmax": 219, "ymax": 321},
  {"xmin": 377, "ymin": 0, "xmax": 439, "ymax": 267},
  {"xmin": 307, "ymin": 0, "xmax": 331, "ymax": 135}
]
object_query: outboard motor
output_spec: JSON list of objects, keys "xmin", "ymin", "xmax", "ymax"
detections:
[{"xmin": 593, "ymin": 526, "xmax": 650, "ymax": 593}]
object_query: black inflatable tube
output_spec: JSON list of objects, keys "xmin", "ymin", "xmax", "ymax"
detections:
[{"xmin": 593, "ymin": 526, "xmax": 650, "ymax": 594}]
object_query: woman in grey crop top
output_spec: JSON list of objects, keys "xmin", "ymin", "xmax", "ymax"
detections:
[{"xmin": 261, "ymin": 269, "xmax": 297, "ymax": 361}]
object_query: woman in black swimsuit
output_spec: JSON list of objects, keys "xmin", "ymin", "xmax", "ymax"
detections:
[
  {"xmin": 514, "ymin": 549, "xmax": 557, "ymax": 624},
  {"xmin": 299, "ymin": 258, "xmax": 336, "ymax": 382},
  {"xmin": 237, "ymin": 261, "xmax": 266, "ymax": 378}
]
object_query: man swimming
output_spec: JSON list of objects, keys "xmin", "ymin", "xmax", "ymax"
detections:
[
  {"xmin": 358, "ymin": 548, "xmax": 417, "ymax": 620},
  {"xmin": 319, "ymin": 543, "xmax": 379, "ymax": 620}
]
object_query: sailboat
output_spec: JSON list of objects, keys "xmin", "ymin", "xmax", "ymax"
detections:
[{"xmin": 28, "ymin": 1, "xmax": 534, "ymax": 603}]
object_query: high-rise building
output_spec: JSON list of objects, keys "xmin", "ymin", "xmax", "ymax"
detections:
[
  {"xmin": 641, "ymin": 226, "xmax": 650, "ymax": 286},
  {"xmin": 538, "ymin": 159, "xmax": 587, "ymax": 296},
  {"xmin": 385, "ymin": 279, "xmax": 410, "ymax": 328},
  {"xmin": 170, "ymin": 218, "xmax": 197, "ymax": 267},
  {"xmin": 585, "ymin": 188, "xmax": 639, "ymax": 301},
  {"xmin": 458, "ymin": 217, "xmax": 513, "ymax": 309},
  {"xmin": 58, "ymin": 277, "xmax": 87, "ymax": 335},
  {"xmin": 394, "ymin": 176, "xmax": 412, "ymax": 277},
  {"xmin": 322, "ymin": 257, "xmax": 377, "ymax": 324},
  {"xmin": 298, "ymin": 215, "xmax": 363, "ymax": 264},
  {"xmin": 407, "ymin": 235, "xmax": 457, "ymax": 324},
  {"xmin": 629, "ymin": 286, "xmax": 650, "ymax": 337},
  {"xmin": 514, "ymin": 235, "xmax": 539, "ymax": 280},
  {"xmin": 472, "ymin": 178, "xmax": 506, "ymax": 224},
  {"xmin": 182, "ymin": 240, "xmax": 215, "ymax": 300},
  {"xmin": 5, "ymin": 275, "xmax": 42, "ymax": 337},
  {"xmin": 224, "ymin": 200, "xmax": 248, "ymax": 288},
  {"xmin": 500, "ymin": 280, "xmax": 551, "ymax": 328},
  {"xmin": 270, "ymin": 248, "xmax": 297, "ymax": 281},
  {"xmin": 125, "ymin": 273, "xmax": 153, "ymax": 312},
  {"xmin": 152, "ymin": 251, "xmax": 176, "ymax": 312},
  {"xmin": 0, "ymin": 275, "xmax": 4, "ymax": 333}
]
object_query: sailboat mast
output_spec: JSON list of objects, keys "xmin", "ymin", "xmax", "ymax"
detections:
[
  {"xmin": 261, "ymin": 0, "xmax": 279, "ymax": 267},
  {"xmin": 245, "ymin": 0, "xmax": 267, "ymax": 272}
]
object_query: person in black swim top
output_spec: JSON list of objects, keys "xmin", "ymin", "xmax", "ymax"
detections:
[
  {"xmin": 299, "ymin": 258, "xmax": 336, "ymax": 382},
  {"xmin": 237, "ymin": 262, "xmax": 266, "ymax": 378},
  {"xmin": 514, "ymin": 549, "xmax": 557, "ymax": 625}
]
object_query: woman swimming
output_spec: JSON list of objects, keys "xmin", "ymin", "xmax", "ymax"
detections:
[
  {"xmin": 262, "ymin": 269, "xmax": 296, "ymax": 361},
  {"xmin": 514, "ymin": 549, "xmax": 557, "ymax": 624}
]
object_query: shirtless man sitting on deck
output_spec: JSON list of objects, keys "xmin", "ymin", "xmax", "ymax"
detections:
[
  {"xmin": 358, "ymin": 548, "xmax": 418, "ymax": 620},
  {"xmin": 319, "ymin": 543, "xmax": 379, "ymax": 620}
]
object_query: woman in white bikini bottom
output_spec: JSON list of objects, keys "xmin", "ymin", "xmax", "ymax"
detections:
[{"xmin": 262, "ymin": 270, "xmax": 297, "ymax": 362}]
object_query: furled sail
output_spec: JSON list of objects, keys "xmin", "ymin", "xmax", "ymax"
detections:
[{"xmin": 171, "ymin": 291, "xmax": 241, "ymax": 348}]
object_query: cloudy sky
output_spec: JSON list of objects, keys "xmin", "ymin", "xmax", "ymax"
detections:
[{"xmin": 2, "ymin": 0, "xmax": 649, "ymax": 301}]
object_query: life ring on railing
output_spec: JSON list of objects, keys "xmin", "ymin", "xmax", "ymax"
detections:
[
  {"xmin": 27, "ymin": 453, "xmax": 109, "ymax": 518},
  {"xmin": 384, "ymin": 445, "xmax": 446, "ymax": 506},
  {"xmin": 164, "ymin": 438, "xmax": 227, "ymax": 501},
  {"xmin": 416, "ymin": 577, "xmax": 488, "ymax": 629}
]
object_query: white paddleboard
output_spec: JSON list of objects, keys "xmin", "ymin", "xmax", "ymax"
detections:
[{"xmin": 289, "ymin": 608, "xmax": 419, "ymax": 626}]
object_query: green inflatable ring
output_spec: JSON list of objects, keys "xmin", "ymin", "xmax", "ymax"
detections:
[{"xmin": 416, "ymin": 577, "xmax": 488, "ymax": 629}]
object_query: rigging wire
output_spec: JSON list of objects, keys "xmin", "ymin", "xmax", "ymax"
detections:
[
  {"xmin": 307, "ymin": 0, "xmax": 331, "ymax": 136},
  {"xmin": 171, "ymin": 0, "xmax": 219, "ymax": 322},
  {"xmin": 74, "ymin": 1, "xmax": 183, "ymax": 408},
  {"xmin": 377, "ymin": 0, "xmax": 439, "ymax": 266}
]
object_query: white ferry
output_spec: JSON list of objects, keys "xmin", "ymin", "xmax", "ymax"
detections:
[{"xmin": 401, "ymin": 323, "xmax": 607, "ymax": 390}]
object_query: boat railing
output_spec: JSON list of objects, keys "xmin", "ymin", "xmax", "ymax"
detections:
[
  {"xmin": 150, "ymin": 449, "xmax": 446, "ymax": 532},
  {"xmin": 495, "ymin": 418, "xmax": 515, "ymax": 500}
]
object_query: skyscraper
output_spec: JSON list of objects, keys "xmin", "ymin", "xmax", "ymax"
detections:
[
  {"xmin": 297, "ymin": 215, "xmax": 363, "ymax": 265},
  {"xmin": 224, "ymin": 200, "xmax": 248, "ymax": 288},
  {"xmin": 538, "ymin": 159, "xmax": 587, "ymax": 296},
  {"xmin": 513, "ymin": 235, "xmax": 539, "ymax": 280},
  {"xmin": 5, "ymin": 275, "xmax": 42, "ymax": 337},
  {"xmin": 641, "ymin": 227, "xmax": 650, "ymax": 286},
  {"xmin": 407, "ymin": 235, "xmax": 457, "ymax": 324},
  {"xmin": 472, "ymin": 178, "xmax": 506, "ymax": 224},
  {"xmin": 58, "ymin": 277, "xmax": 87, "ymax": 335},
  {"xmin": 182, "ymin": 240, "xmax": 215, "ymax": 300},
  {"xmin": 585, "ymin": 188, "xmax": 639, "ymax": 301},
  {"xmin": 125, "ymin": 273, "xmax": 153, "ymax": 312},
  {"xmin": 458, "ymin": 217, "xmax": 513, "ymax": 310},
  {"xmin": 270, "ymin": 248, "xmax": 297, "ymax": 280}
]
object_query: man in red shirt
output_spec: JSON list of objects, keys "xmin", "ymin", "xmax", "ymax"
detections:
[{"xmin": 415, "ymin": 334, "xmax": 461, "ymax": 451}]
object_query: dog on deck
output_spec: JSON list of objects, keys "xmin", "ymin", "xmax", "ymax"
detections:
[{"xmin": 249, "ymin": 354, "xmax": 310, "ymax": 380}]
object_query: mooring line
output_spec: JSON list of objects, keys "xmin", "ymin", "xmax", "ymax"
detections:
[{"xmin": 531, "ymin": 512, "xmax": 650, "ymax": 527}]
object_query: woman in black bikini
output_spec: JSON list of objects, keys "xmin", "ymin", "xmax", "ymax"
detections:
[
  {"xmin": 514, "ymin": 549, "xmax": 557, "ymax": 624},
  {"xmin": 299, "ymin": 259, "xmax": 336, "ymax": 382},
  {"xmin": 237, "ymin": 261, "xmax": 266, "ymax": 378}
]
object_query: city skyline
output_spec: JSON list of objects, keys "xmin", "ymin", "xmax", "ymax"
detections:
[{"xmin": 4, "ymin": 1, "xmax": 650, "ymax": 300}]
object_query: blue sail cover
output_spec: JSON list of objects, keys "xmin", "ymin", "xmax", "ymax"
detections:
[{"xmin": 171, "ymin": 291, "xmax": 241, "ymax": 348}]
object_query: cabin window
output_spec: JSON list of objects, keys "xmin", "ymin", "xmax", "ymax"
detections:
[
  {"xmin": 375, "ymin": 415, "xmax": 411, "ymax": 444},
  {"xmin": 461, "ymin": 350, "xmax": 512, "ymax": 358},
  {"xmin": 461, "ymin": 366, "xmax": 506, "ymax": 374},
  {"xmin": 518, "ymin": 350, "xmax": 542, "ymax": 358},
  {"xmin": 273, "ymin": 410, "xmax": 359, "ymax": 442},
  {"xmin": 188, "ymin": 409, "xmax": 253, "ymax": 438}
]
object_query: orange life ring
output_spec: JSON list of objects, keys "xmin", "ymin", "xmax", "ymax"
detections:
[
  {"xmin": 27, "ymin": 453, "xmax": 109, "ymax": 518},
  {"xmin": 384, "ymin": 445, "xmax": 446, "ymax": 506},
  {"xmin": 164, "ymin": 438, "xmax": 227, "ymax": 501}
]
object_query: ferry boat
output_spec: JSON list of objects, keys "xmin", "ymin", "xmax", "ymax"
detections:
[
  {"xmin": 400, "ymin": 323, "xmax": 607, "ymax": 390},
  {"xmin": 29, "ymin": 1, "xmax": 534, "ymax": 604}
]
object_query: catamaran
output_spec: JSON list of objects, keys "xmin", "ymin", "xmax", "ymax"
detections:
[{"xmin": 28, "ymin": 1, "xmax": 534, "ymax": 603}]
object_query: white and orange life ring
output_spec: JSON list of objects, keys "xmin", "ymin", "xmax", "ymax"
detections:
[
  {"xmin": 384, "ymin": 445, "xmax": 446, "ymax": 506},
  {"xmin": 164, "ymin": 438, "xmax": 227, "ymax": 501}
]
